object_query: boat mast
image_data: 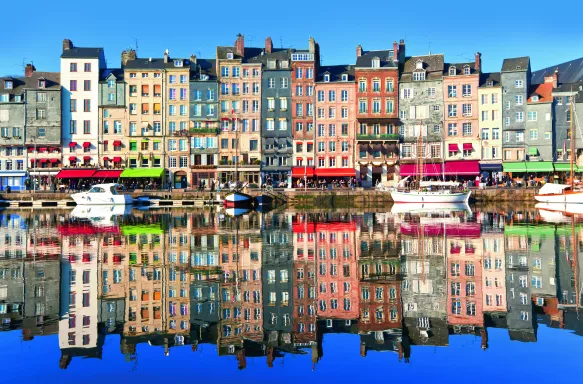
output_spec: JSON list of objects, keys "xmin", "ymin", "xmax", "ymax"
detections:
[
  {"xmin": 235, "ymin": 111, "xmax": 239, "ymax": 186},
  {"xmin": 418, "ymin": 121, "xmax": 424, "ymax": 190},
  {"xmin": 570, "ymin": 98, "xmax": 575, "ymax": 189},
  {"xmin": 572, "ymin": 215, "xmax": 580, "ymax": 311}
]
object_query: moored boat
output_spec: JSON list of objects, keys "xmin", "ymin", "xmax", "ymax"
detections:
[
  {"xmin": 223, "ymin": 190, "xmax": 253, "ymax": 208},
  {"xmin": 71, "ymin": 183, "xmax": 133, "ymax": 205}
]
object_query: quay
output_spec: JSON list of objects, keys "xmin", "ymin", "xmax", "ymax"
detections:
[{"xmin": 0, "ymin": 187, "xmax": 537, "ymax": 209}]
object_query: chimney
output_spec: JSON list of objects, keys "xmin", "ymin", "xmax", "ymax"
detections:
[
  {"xmin": 360, "ymin": 343, "xmax": 367, "ymax": 357},
  {"xmin": 25, "ymin": 63, "xmax": 36, "ymax": 77},
  {"xmin": 190, "ymin": 54, "xmax": 197, "ymax": 64},
  {"xmin": 398, "ymin": 39, "xmax": 406, "ymax": 62},
  {"xmin": 308, "ymin": 37, "xmax": 316, "ymax": 54},
  {"xmin": 265, "ymin": 37, "xmax": 273, "ymax": 54},
  {"xmin": 62, "ymin": 39, "xmax": 73, "ymax": 51},
  {"xmin": 475, "ymin": 52, "xmax": 482, "ymax": 72},
  {"xmin": 553, "ymin": 68, "xmax": 559, "ymax": 88},
  {"xmin": 356, "ymin": 45, "xmax": 363, "ymax": 58},
  {"xmin": 235, "ymin": 34, "xmax": 245, "ymax": 57},
  {"xmin": 121, "ymin": 49, "xmax": 137, "ymax": 67},
  {"xmin": 393, "ymin": 41, "xmax": 398, "ymax": 61},
  {"xmin": 164, "ymin": 49, "xmax": 169, "ymax": 64}
]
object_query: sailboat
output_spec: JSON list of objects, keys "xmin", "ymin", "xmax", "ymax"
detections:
[
  {"xmin": 392, "ymin": 122, "xmax": 471, "ymax": 204},
  {"xmin": 535, "ymin": 94, "xmax": 583, "ymax": 203},
  {"xmin": 223, "ymin": 110, "xmax": 253, "ymax": 209}
]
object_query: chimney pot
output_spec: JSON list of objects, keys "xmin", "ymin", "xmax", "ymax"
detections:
[
  {"xmin": 393, "ymin": 41, "xmax": 398, "ymax": 61},
  {"xmin": 553, "ymin": 69, "xmax": 559, "ymax": 88},
  {"xmin": 356, "ymin": 45, "xmax": 363, "ymax": 58},
  {"xmin": 190, "ymin": 54, "xmax": 197, "ymax": 64},
  {"xmin": 164, "ymin": 49, "xmax": 169, "ymax": 64},
  {"xmin": 121, "ymin": 49, "xmax": 137, "ymax": 67},
  {"xmin": 235, "ymin": 34, "xmax": 245, "ymax": 57},
  {"xmin": 308, "ymin": 37, "xmax": 316, "ymax": 54},
  {"xmin": 25, "ymin": 63, "xmax": 36, "ymax": 77},
  {"xmin": 475, "ymin": 52, "xmax": 482, "ymax": 72},
  {"xmin": 62, "ymin": 39, "xmax": 73, "ymax": 51},
  {"xmin": 265, "ymin": 37, "xmax": 273, "ymax": 54}
]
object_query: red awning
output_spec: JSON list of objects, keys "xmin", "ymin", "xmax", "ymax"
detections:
[
  {"xmin": 448, "ymin": 144, "xmax": 459, "ymax": 152},
  {"xmin": 83, "ymin": 142, "xmax": 91, "ymax": 148},
  {"xmin": 315, "ymin": 168, "xmax": 356, "ymax": 177},
  {"xmin": 83, "ymin": 156, "xmax": 91, "ymax": 160},
  {"xmin": 103, "ymin": 140, "xmax": 108, "ymax": 144},
  {"xmin": 399, "ymin": 163, "xmax": 443, "ymax": 177},
  {"xmin": 28, "ymin": 147, "xmax": 34, "ymax": 153},
  {"xmin": 292, "ymin": 167, "xmax": 315, "ymax": 178},
  {"xmin": 112, "ymin": 157, "xmax": 122, "ymax": 162},
  {"xmin": 55, "ymin": 170, "xmax": 96, "ymax": 179},
  {"xmin": 39, "ymin": 159, "xmax": 48, "ymax": 163},
  {"xmin": 68, "ymin": 156, "xmax": 77, "ymax": 161},
  {"xmin": 50, "ymin": 158, "xmax": 59, "ymax": 163},
  {"xmin": 463, "ymin": 143, "xmax": 473, "ymax": 150},
  {"xmin": 93, "ymin": 170, "xmax": 122, "ymax": 179},
  {"xmin": 112, "ymin": 141, "xmax": 122, "ymax": 146},
  {"xmin": 444, "ymin": 160, "xmax": 480, "ymax": 176},
  {"xmin": 57, "ymin": 223, "xmax": 119, "ymax": 236},
  {"xmin": 68, "ymin": 142, "xmax": 77, "ymax": 147},
  {"xmin": 102, "ymin": 157, "xmax": 109, "ymax": 161},
  {"xmin": 38, "ymin": 147, "xmax": 47, "ymax": 152}
]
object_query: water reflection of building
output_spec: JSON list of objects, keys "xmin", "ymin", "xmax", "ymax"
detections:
[
  {"xmin": 556, "ymin": 226, "xmax": 582, "ymax": 309},
  {"xmin": 400, "ymin": 220, "xmax": 448, "ymax": 347},
  {"xmin": 481, "ymin": 226, "xmax": 506, "ymax": 314},
  {"xmin": 58, "ymin": 218, "xmax": 103, "ymax": 368},
  {"xmin": 0, "ymin": 214, "xmax": 26, "ymax": 331},
  {"xmin": 357, "ymin": 213, "xmax": 403, "ymax": 357}
]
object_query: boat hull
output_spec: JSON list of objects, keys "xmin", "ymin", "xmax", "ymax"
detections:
[
  {"xmin": 223, "ymin": 191, "xmax": 253, "ymax": 208},
  {"xmin": 72, "ymin": 193, "xmax": 133, "ymax": 205},
  {"xmin": 391, "ymin": 190, "xmax": 471, "ymax": 203},
  {"xmin": 534, "ymin": 191, "xmax": 583, "ymax": 203}
]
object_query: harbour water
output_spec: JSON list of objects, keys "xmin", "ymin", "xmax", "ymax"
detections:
[{"xmin": 0, "ymin": 204, "xmax": 582, "ymax": 383}]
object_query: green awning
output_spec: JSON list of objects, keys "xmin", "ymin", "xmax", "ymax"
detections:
[
  {"xmin": 525, "ymin": 161, "xmax": 554, "ymax": 172},
  {"xmin": 503, "ymin": 162, "xmax": 527, "ymax": 173},
  {"xmin": 552, "ymin": 163, "xmax": 583, "ymax": 172},
  {"xmin": 120, "ymin": 167, "xmax": 164, "ymax": 178},
  {"xmin": 121, "ymin": 224, "xmax": 164, "ymax": 236},
  {"xmin": 529, "ymin": 147, "xmax": 538, "ymax": 156},
  {"xmin": 504, "ymin": 224, "xmax": 556, "ymax": 236}
]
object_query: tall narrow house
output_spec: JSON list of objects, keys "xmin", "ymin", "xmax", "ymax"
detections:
[
  {"xmin": 60, "ymin": 39, "xmax": 105, "ymax": 170},
  {"xmin": 354, "ymin": 41, "xmax": 401, "ymax": 187},
  {"xmin": 501, "ymin": 57, "xmax": 530, "ymax": 164},
  {"xmin": 478, "ymin": 72, "xmax": 503, "ymax": 179}
]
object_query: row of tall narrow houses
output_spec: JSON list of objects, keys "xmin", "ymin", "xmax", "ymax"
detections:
[{"xmin": 1, "ymin": 35, "xmax": 583, "ymax": 190}]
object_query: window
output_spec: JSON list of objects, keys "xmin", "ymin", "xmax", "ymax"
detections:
[
  {"xmin": 413, "ymin": 71, "xmax": 425, "ymax": 81},
  {"xmin": 515, "ymin": 95, "xmax": 523, "ymax": 105},
  {"xmin": 448, "ymin": 123, "xmax": 458, "ymax": 136},
  {"xmin": 515, "ymin": 80, "xmax": 523, "ymax": 88},
  {"xmin": 83, "ymin": 120, "xmax": 91, "ymax": 134},
  {"xmin": 448, "ymin": 104, "xmax": 457, "ymax": 117},
  {"xmin": 516, "ymin": 112, "xmax": 524, "ymax": 122},
  {"xmin": 83, "ymin": 80, "xmax": 91, "ymax": 91},
  {"xmin": 402, "ymin": 88, "xmax": 412, "ymax": 99},
  {"xmin": 462, "ymin": 104, "xmax": 472, "ymax": 116},
  {"xmin": 427, "ymin": 87, "xmax": 436, "ymax": 98},
  {"xmin": 504, "ymin": 131, "xmax": 510, "ymax": 143},
  {"xmin": 527, "ymin": 111, "xmax": 537, "ymax": 121},
  {"xmin": 359, "ymin": 100, "xmax": 367, "ymax": 113},
  {"xmin": 462, "ymin": 84, "xmax": 472, "ymax": 96},
  {"xmin": 545, "ymin": 131, "xmax": 551, "ymax": 140},
  {"xmin": 516, "ymin": 131, "xmax": 524, "ymax": 142},
  {"xmin": 505, "ymin": 117, "xmax": 510, "ymax": 126},
  {"xmin": 448, "ymin": 85, "xmax": 457, "ymax": 97},
  {"xmin": 482, "ymin": 128, "xmax": 489, "ymax": 140},
  {"xmin": 492, "ymin": 94, "xmax": 498, "ymax": 104}
]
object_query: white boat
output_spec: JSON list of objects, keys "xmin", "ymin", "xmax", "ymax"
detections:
[
  {"xmin": 71, "ymin": 183, "xmax": 133, "ymax": 205},
  {"xmin": 223, "ymin": 191, "xmax": 253, "ymax": 209},
  {"xmin": 70, "ymin": 204, "xmax": 132, "ymax": 225},
  {"xmin": 391, "ymin": 189, "xmax": 471, "ymax": 203},
  {"xmin": 534, "ymin": 183, "xmax": 583, "ymax": 203},
  {"xmin": 224, "ymin": 207, "xmax": 251, "ymax": 217}
]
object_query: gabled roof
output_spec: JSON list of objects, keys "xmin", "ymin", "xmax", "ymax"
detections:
[
  {"xmin": 531, "ymin": 57, "xmax": 583, "ymax": 84},
  {"xmin": 316, "ymin": 65, "xmax": 355, "ymax": 82},
  {"xmin": 100, "ymin": 68, "xmax": 124, "ymax": 81},
  {"xmin": 444, "ymin": 62, "xmax": 478, "ymax": 76},
  {"xmin": 401, "ymin": 54, "xmax": 444, "ymax": 82},
  {"xmin": 25, "ymin": 71, "xmax": 61, "ymax": 90},
  {"xmin": 479, "ymin": 72, "xmax": 501, "ymax": 88},
  {"xmin": 356, "ymin": 50, "xmax": 397, "ymax": 69},
  {"xmin": 0, "ymin": 76, "xmax": 26, "ymax": 94},
  {"xmin": 124, "ymin": 57, "xmax": 192, "ymax": 70},
  {"xmin": 528, "ymin": 82, "xmax": 553, "ymax": 103},
  {"xmin": 245, "ymin": 48, "xmax": 290, "ymax": 68},
  {"xmin": 552, "ymin": 81, "xmax": 583, "ymax": 100},
  {"xmin": 501, "ymin": 57, "xmax": 530, "ymax": 72},
  {"xmin": 61, "ymin": 47, "xmax": 103, "ymax": 59},
  {"xmin": 190, "ymin": 58, "xmax": 217, "ymax": 81}
]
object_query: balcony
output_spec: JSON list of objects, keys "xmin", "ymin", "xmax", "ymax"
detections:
[
  {"xmin": 357, "ymin": 134, "xmax": 400, "ymax": 141},
  {"xmin": 190, "ymin": 128, "xmax": 218, "ymax": 135}
]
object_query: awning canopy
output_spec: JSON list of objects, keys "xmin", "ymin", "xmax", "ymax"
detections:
[
  {"xmin": 83, "ymin": 142, "xmax": 91, "ymax": 148},
  {"xmin": 68, "ymin": 156, "xmax": 77, "ymax": 161},
  {"xmin": 525, "ymin": 161, "xmax": 554, "ymax": 172},
  {"xmin": 444, "ymin": 160, "xmax": 480, "ymax": 176},
  {"xmin": 55, "ymin": 170, "xmax": 96, "ymax": 179},
  {"xmin": 503, "ymin": 162, "xmax": 527, "ymax": 173},
  {"xmin": 39, "ymin": 159, "xmax": 48, "ymax": 163},
  {"xmin": 121, "ymin": 224, "xmax": 164, "ymax": 236},
  {"xmin": 120, "ymin": 167, "xmax": 164, "ymax": 178},
  {"xmin": 400, "ymin": 163, "xmax": 443, "ymax": 177},
  {"xmin": 292, "ymin": 167, "xmax": 315, "ymax": 178},
  {"xmin": 49, "ymin": 158, "xmax": 59, "ymax": 163},
  {"xmin": 68, "ymin": 142, "xmax": 77, "ymax": 147},
  {"xmin": 462, "ymin": 143, "xmax": 473, "ymax": 151},
  {"xmin": 113, "ymin": 140, "xmax": 122, "ymax": 146},
  {"xmin": 83, "ymin": 156, "xmax": 91, "ymax": 160},
  {"xmin": 385, "ymin": 144, "xmax": 398, "ymax": 154},
  {"xmin": 112, "ymin": 157, "xmax": 122, "ymax": 162},
  {"xmin": 448, "ymin": 144, "xmax": 459, "ymax": 152},
  {"xmin": 529, "ymin": 147, "xmax": 538, "ymax": 156},
  {"xmin": 552, "ymin": 163, "xmax": 582, "ymax": 172},
  {"xmin": 480, "ymin": 163, "xmax": 503, "ymax": 172},
  {"xmin": 93, "ymin": 170, "xmax": 122, "ymax": 179},
  {"xmin": 315, "ymin": 168, "xmax": 356, "ymax": 177}
]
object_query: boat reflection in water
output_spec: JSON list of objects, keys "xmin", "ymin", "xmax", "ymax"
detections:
[{"xmin": 0, "ymin": 204, "xmax": 582, "ymax": 378}]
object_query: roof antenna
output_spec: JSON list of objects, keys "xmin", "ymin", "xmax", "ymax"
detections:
[
  {"xmin": 280, "ymin": 37, "xmax": 284, "ymax": 49},
  {"xmin": 133, "ymin": 38, "xmax": 139, "ymax": 55},
  {"xmin": 428, "ymin": 38, "xmax": 431, "ymax": 55}
]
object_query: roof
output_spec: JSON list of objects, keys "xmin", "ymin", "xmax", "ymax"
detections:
[
  {"xmin": 479, "ymin": 72, "xmax": 501, "ymax": 88},
  {"xmin": 124, "ymin": 57, "xmax": 192, "ymax": 70},
  {"xmin": 401, "ymin": 54, "xmax": 444, "ymax": 82},
  {"xmin": 190, "ymin": 58, "xmax": 217, "ymax": 80},
  {"xmin": 60, "ymin": 47, "xmax": 103, "ymax": 59},
  {"xmin": 444, "ymin": 62, "xmax": 478, "ymax": 76},
  {"xmin": 552, "ymin": 80, "xmax": 583, "ymax": 100},
  {"xmin": 501, "ymin": 57, "xmax": 530, "ymax": 72},
  {"xmin": 528, "ymin": 82, "xmax": 553, "ymax": 103},
  {"xmin": 0, "ymin": 76, "xmax": 27, "ymax": 94},
  {"xmin": 531, "ymin": 57, "xmax": 583, "ymax": 84},
  {"xmin": 316, "ymin": 65, "xmax": 355, "ymax": 82},
  {"xmin": 0, "ymin": 72, "xmax": 61, "ymax": 94},
  {"xmin": 100, "ymin": 68, "xmax": 124, "ymax": 81},
  {"xmin": 356, "ymin": 49, "xmax": 397, "ymax": 68}
]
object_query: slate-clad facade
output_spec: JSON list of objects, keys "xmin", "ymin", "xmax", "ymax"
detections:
[{"xmin": 98, "ymin": 68, "xmax": 126, "ymax": 170}]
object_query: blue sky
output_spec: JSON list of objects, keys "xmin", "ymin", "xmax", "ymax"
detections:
[
  {"xmin": 2, "ymin": 0, "xmax": 583, "ymax": 76},
  {"xmin": 0, "ymin": 325, "xmax": 582, "ymax": 383}
]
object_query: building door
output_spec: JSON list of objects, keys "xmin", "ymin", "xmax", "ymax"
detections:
[{"xmin": 372, "ymin": 166, "xmax": 383, "ymax": 186}]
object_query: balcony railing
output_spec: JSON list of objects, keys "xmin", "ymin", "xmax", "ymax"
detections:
[
  {"xmin": 356, "ymin": 134, "xmax": 400, "ymax": 140},
  {"xmin": 189, "ymin": 128, "xmax": 218, "ymax": 135}
]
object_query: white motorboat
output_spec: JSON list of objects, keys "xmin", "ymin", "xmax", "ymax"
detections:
[
  {"xmin": 71, "ymin": 183, "xmax": 133, "ymax": 205},
  {"xmin": 534, "ymin": 183, "xmax": 583, "ymax": 203},
  {"xmin": 391, "ymin": 189, "xmax": 471, "ymax": 203}
]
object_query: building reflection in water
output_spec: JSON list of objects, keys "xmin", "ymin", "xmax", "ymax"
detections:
[{"xmin": 0, "ymin": 207, "xmax": 582, "ymax": 369}]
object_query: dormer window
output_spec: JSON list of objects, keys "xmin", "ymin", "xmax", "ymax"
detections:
[
  {"xmin": 4, "ymin": 80, "xmax": 13, "ymax": 89},
  {"xmin": 486, "ymin": 80, "xmax": 493, "ymax": 87},
  {"xmin": 280, "ymin": 61, "xmax": 289, "ymax": 69},
  {"xmin": 268, "ymin": 60, "xmax": 276, "ymax": 69},
  {"xmin": 463, "ymin": 66, "xmax": 470, "ymax": 75},
  {"xmin": 227, "ymin": 52, "xmax": 234, "ymax": 60},
  {"xmin": 389, "ymin": 51, "xmax": 394, "ymax": 59},
  {"xmin": 174, "ymin": 60, "xmax": 183, "ymax": 67},
  {"xmin": 415, "ymin": 60, "xmax": 423, "ymax": 70},
  {"xmin": 371, "ymin": 57, "xmax": 380, "ymax": 68},
  {"xmin": 516, "ymin": 66, "xmax": 521, "ymax": 70},
  {"xmin": 324, "ymin": 74, "xmax": 330, "ymax": 82},
  {"xmin": 532, "ymin": 95, "xmax": 539, "ymax": 102},
  {"xmin": 449, "ymin": 67, "xmax": 456, "ymax": 76},
  {"xmin": 413, "ymin": 71, "xmax": 425, "ymax": 81},
  {"xmin": 38, "ymin": 79, "xmax": 46, "ymax": 88},
  {"xmin": 341, "ymin": 74, "xmax": 348, "ymax": 82}
]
